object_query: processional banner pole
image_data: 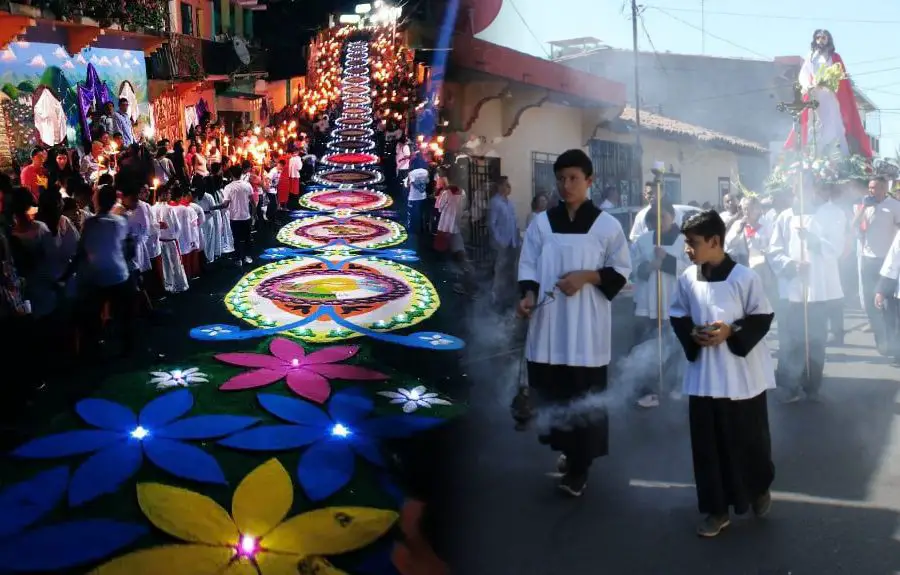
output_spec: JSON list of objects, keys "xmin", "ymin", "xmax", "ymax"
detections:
[
  {"xmin": 777, "ymin": 82, "xmax": 819, "ymax": 381},
  {"xmin": 652, "ymin": 163, "xmax": 665, "ymax": 392}
]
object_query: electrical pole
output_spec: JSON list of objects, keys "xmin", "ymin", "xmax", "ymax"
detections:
[
  {"xmin": 701, "ymin": 0, "xmax": 705, "ymax": 54},
  {"xmin": 632, "ymin": 0, "xmax": 643, "ymax": 204}
]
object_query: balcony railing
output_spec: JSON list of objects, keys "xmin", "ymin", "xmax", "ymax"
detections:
[{"xmin": 146, "ymin": 33, "xmax": 204, "ymax": 81}]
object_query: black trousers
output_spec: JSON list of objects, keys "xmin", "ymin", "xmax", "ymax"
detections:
[
  {"xmin": 860, "ymin": 256, "xmax": 888, "ymax": 351},
  {"xmin": 776, "ymin": 301, "xmax": 829, "ymax": 394},
  {"xmin": 527, "ymin": 362, "xmax": 609, "ymax": 475},
  {"xmin": 689, "ymin": 392, "xmax": 775, "ymax": 516},
  {"xmin": 230, "ymin": 219, "xmax": 252, "ymax": 262},
  {"xmin": 79, "ymin": 280, "xmax": 136, "ymax": 356}
]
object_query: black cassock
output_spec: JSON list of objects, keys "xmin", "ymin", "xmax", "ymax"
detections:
[
  {"xmin": 670, "ymin": 256, "xmax": 776, "ymax": 516},
  {"xmin": 519, "ymin": 202, "xmax": 629, "ymax": 476}
]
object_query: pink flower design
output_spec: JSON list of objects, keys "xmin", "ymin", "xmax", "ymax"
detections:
[{"xmin": 215, "ymin": 338, "xmax": 387, "ymax": 403}]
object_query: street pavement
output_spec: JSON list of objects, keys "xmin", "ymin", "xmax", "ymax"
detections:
[{"xmin": 440, "ymin": 303, "xmax": 900, "ymax": 575}]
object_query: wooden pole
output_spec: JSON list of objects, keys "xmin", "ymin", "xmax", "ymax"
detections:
[
  {"xmin": 656, "ymin": 176, "xmax": 664, "ymax": 392},
  {"xmin": 631, "ymin": 0, "xmax": 643, "ymax": 207}
]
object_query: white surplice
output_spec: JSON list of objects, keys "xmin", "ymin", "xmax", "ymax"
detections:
[
  {"xmin": 151, "ymin": 202, "xmax": 189, "ymax": 293},
  {"xmin": 768, "ymin": 202, "xmax": 846, "ymax": 303},
  {"xmin": 140, "ymin": 200, "xmax": 161, "ymax": 264},
  {"xmin": 879, "ymin": 231, "xmax": 900, "ymax": 298},
  {"xmin": 198, "ymin": 195, "xmax": 221, "ymax": 262},
  {"xmin": 799, "ymin": 50, "xmax": 849, "ymax": 157},
  {"xmin": 519, "ymin": 211, "xmax": 632, "ymax": 368},
  {"xmin": 214, "ymin": 189, "xmax": 235, "ymax": 254},
  {"xmin": 173, "ymin": 204, "xmax": 197, "ymax": 255},
  {"xmin": 127, "ymin": 201, "xmax": 152, "ymax": 273},
  {"xmin": 630, "ymin": 229, "xmax": 689, "ymax": 319},
  {"xmin": 189, "ymin": 202, "xmax": 206, "ymax": 258},
  {"xmin": 670, "ymin": 264, "xmax": 776, "ymax": 399}
]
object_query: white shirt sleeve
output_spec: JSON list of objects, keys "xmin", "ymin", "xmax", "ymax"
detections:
[{"xmin": 517, "ymin": 216, "xmax": 542, "ymax": 284}]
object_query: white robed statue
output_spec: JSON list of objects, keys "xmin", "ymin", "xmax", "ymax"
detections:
[{"xmin": 785, "ymin": 29, "xmax": 873, "ymax": 159}]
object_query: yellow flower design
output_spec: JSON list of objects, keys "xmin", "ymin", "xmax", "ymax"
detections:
[{"xmin": 90, "ymin": 459, "xmax": 398, "ymax": 575}]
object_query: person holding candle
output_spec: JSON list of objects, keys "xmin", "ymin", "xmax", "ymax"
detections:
[{"xmin": 150, "ymin": 185, "xmax": 188, "ymax": 294}]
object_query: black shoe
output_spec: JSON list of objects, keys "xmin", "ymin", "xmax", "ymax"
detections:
[
  {"xmin": 752, "ymin": 491, "xmax": 772, "ymax": 517},
  {"xmin": 558, "ymin": 470, "xmax": 587, "ymax": 497}
]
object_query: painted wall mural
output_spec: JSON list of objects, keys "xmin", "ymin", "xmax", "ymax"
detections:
[{"xmin": 0, "ymin": 41, "xmax": 149, "ymax": 156}]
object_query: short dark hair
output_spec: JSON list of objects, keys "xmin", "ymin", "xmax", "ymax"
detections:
[
  {"xmin": 31, "ymin": 147, "xmax": 43, "ymax": 158},
  {"xmin": 118, "ymin": 98, "xmax": 128, "ymax": 105},
  {"xmin": 681, "ymin": 210, "xmax": 726, "ymax": 244},
  {"xmin": 553, "ymin": 149, "xmax": 593, "ymax": 178},
  {"xmin": 646, "ymin": 199, "xmax": 676, "ymax": 229},
  {"xmin": 96, "ymin": 184, "xmax": 118, "ymax": 212},
  {"xmin": 644, "ymin": 181, "xmax": 655, "ymax": 188}
]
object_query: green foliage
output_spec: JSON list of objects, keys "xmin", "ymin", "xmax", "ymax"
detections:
[
  {"xmin": 1, "ymin": 83, "xmax": 18, "ymax": 99},
  {"xmin": 17, "ymin": 81, "xmax": 35, "ymax": 93}
]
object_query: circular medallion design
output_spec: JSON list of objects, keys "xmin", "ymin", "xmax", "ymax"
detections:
[
  {"xmin": 225, "ymin": 256, "xmax": 440, "ymax": 343},
  {"xmin": 335, "ymin": 117, "xmax": 372, "ymax": 128},
  {"xmin": 277, "ymin": 214, "xmax": 406, "ymax": 250},
  {"xmin": 345, "ymin": 66, "xmax": 369, "ymax": 76},
  {"xmin": 321, "ymin": 152, "xmax": 380, "ymax": 167},
  {"xmin": 344, "ymin": 85, "xmax": 370, "ymax": 95},
  {"xmin": 314, "ymin": 168, "xmax": 383, "ymax": 187},
  {"xmin": 344, "ymin": 95, "xmax": 372, "ymax": 106},
  {"xmin": 342, "ymin": 107, "xmax": 371, "ymax": 116},
  {"xmin": 299, "ymin": 188, "xmax": 393, "ymax": 212},
  {"xmin": 327, "ymin": 139, "xmax": 375, "ymax": 152},
  {"xmin": 333, "ymin": 127, "xmax": 374, "ymax": 139},
  {"xmin": 343, "ymin": 76, "xmax": 369, "ymax": 86}
]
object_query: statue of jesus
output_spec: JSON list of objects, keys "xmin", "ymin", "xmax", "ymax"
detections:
[{"xmin": 785, "ymin": 29, "xmax": 873, "ymax": 158}]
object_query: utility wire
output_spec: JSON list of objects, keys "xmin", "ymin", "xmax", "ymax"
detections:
[
  {"xmin": 505, "ymin": 0, "xmax": 552, "ymax": 58},
  {"xmin": 638, "ymin": 7, "xmax": 668, "ymax": 76},
  {"xmin": 645, "ymin": 5, "xmax": 900, "ymax": 25},
  {"xmin": 649, "ymin": 7, "xmax": 770, "ymax": 59}
]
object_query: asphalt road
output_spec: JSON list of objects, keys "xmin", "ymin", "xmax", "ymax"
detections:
[{"xmin": 440, "ymin": 302, "xmax": 900, "ymax": 575}]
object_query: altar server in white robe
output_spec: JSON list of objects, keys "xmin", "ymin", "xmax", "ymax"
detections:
[
  {"xmin": 724, "ymin": 195, "xmax": 776, "ymax": 301},
  {"xmin": 875, "ymin": 230, "xmax": 900, "ymax": 365},
  {"xmin": 170, "ymin": 186, "xmax": 198, "ymax": 280},
  {"xmin": 517, "ymin": 149, "xmax": 631, "ymax": 498},
  {"xmin": 186, "ymin": 189, "xmax": 206, "ymax": 275},
  {"xmin": 151, "ymin": 186, "xmax": 189, "ymax": 293},
  {"xmin": 196, "ymin": 184, "xmax": 222, "ymax": 263},
  {"xmin": 768, "ymin": 178, "xmax": 845, "ymax": 401},
  {"xmin": 669, "ymin": 210, "xmax": 776, "ymax": 538},
  {"xmin": 630, "ymin": 199, "xmax": 690, "ymax": 408}
]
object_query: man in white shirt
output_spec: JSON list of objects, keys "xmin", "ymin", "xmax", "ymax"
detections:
[
  {"xmin": 113, "ymin": 98, "xmax": 135, "ymax": 146},
  {"xmin": 287, "ymin": 148, "xmax": 303, "ymax": 209},
  {"xmin": 405, "ymin": 163, "xmax": 429, "ymax": 241},
  {"xmin": 222, "ymin": 165, "xmax": 256, "ymax": 266},
  {"xmin": 852, "ymin": 177, "xmax": 900, "ymax": 354},
  {"xmin": 629, "ymin": 182, "xmax": 691, "ymax": 241}
]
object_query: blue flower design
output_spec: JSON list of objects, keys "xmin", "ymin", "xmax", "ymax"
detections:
[
  {"xmin": 0, "ymin": 467, "xmax": 147, "ymax": 572},
  {"xmin": 12, "ymin": 389, "xmax": 259, "ymax": 506},
  {"xmin": 218, "ymin": 388, "xmax": 443, "ymax": 501}
]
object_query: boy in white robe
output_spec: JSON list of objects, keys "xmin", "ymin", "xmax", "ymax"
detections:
[
  {"xmin": 517, "ymin": 149, "xmax": 632, "ymax": 497},
  {"xmin": 630, "ymin": 199, "xmax": 690, "ymax": 408},
  {"xmin": 875, "ymin": 229, "xmax": 900, "ymax": 366},
  {"xmin": 669, "ymin": 210, "xmax": 776, "ymax": 537},
  {"xmin": 151, "ymin": 187, "xmax": 189, "ymax": 293},
  {"xmin": 170, "ymin": 186, "xmax": 198, "ymax": 280},
  {"xmin": 186, "ymin": 189, "xmax": 206, "ymax": 276},
  {"xmin": 767, "ymin": 179, "xmax": 845, "ymax": 402},
  {"xmin": 138, "ymin": 186, "xmax": 162, "ymax": 296}
]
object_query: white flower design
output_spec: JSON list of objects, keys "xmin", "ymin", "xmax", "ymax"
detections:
[
  {"xmin": 420, "ymin": 334, "xmax": 453, "ymax": 347},
  {"xmin": 150, "ymin": 368, "xmax": 210, "ymax": 390},
  {"xmin": 377, "ymin": 386, "xmax": 452, "ymax": 413},
  {"xmin": 201, "ymin": 326, "xmax": 232, "ymax": 337}
]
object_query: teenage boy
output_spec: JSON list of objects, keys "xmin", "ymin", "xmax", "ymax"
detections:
[{"xmin": 517, "ymin": 149, "xmax": 631, "ymax": 497}]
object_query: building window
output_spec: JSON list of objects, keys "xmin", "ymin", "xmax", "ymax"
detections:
[
  {"xmin": 212, "ymin": 0, "xmax": 221, "ymax": 36},
  {"xmin": 181, "ymin": 2, "xmax": 194, "ymax": 35},
  {"xmin": 660, "ymin": 173, "xmax": 682, "ymax": 204},
  {"xmin": 532, "ymin": 152, "xmax": 559, "ymax": 199},
  {"xmin": 588, "ymin": 139, "xmax": 641, "ymax": 206},
  {"xmin": 718, "ymin": 177, "xmax": 731, "ymax": 203}
]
